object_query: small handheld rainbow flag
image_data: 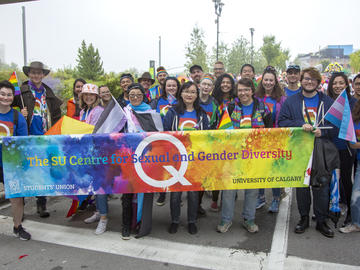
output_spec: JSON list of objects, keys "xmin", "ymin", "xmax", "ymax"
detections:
[
  {"xmin": 217, "ymin": 108, "xmax": 234, "ymax": 130},
  {"xmin": 8, "ymin": 71, "xmax": 21, "ymax": 96}
]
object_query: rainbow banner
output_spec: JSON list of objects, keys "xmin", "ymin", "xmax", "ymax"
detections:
[
  {"xmin": 3, "ymin": 128, "xmax": 314, "ymax": 198},
  {"xmin": 8, "ymin": 71, "xmax": 21, "ymax": 96}
]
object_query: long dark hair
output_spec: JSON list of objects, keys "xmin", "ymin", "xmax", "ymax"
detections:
[
  {"xmin": 255, "ymin": 67, "xmax": 284, "ymax": 102},
  {"xmin": 174, "ymin": 81, "xmax": 202, "ymax": 115},
  {"xmin": 161, "ymin": 77, "xmax": 180, "ymax": 99},
  {"xmin": 73, "ymin": 78, "xmax": 86, "ymax": 116},
  {"xmin": 327, "ymin": 72, "xmax": 351, "ymax": 100},
  {"xmin": 212, "ymin": 73, "xmax": 236, "ymax": 105}
]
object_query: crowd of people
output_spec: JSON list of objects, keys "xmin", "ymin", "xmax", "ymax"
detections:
[{"xmin": 1, "ymin": 59, "xmax": 360, "ymax": 242}]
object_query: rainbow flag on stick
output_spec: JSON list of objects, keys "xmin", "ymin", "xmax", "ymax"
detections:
[
  {"xmin": 8, "ymin": 71, "xmax": 21, "ymax": 96},
  {"xmin": 323, "ymin": 89, "xmax": 356, "ymax": 142},
  {"xmin": 217, "ymin": 108, "xmax": 234, "ymax": 130}
]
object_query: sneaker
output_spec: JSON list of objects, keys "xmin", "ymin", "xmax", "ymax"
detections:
[
  {"xmin": 210, "ymin": 201, "xmax": 219, "ymax": 212},
  {"xmin": 198, "ymin": 205, "xmax": 206, "ymax": 217},
  {"xmin": 13, "ymin": 225, "xmax": 31, "ymax": 241},
  {"xmin": 188, "ymin": 223, "xmax": 198, "ymax": 234},
  {"xmin": 339, "ymin": 224, "xmax": 360, "ymax": 233},
  {"xmin": 168, "ymin": 223, "xmax": 179, "ymax": 234},
  {"xmin": 156, "ymin": 193, "xmax": 166, "ymax": 206},
  {"xmin": 268, "ymin": 199, "xmax": 280, "ymax": 213},
  {"xmin": 216, "ymin": 221, "xmax": 232, "ymax": 233},
  {"xmin": 243, "ymin": 219, "xmax": 259, "ymax": 233},
  {"xmin": 84, "ymin": 212, "xmax": 100, "ymax": 224},
  {"xmin": 122, "ymin": 227, "xmax": 131, "ymax": 240},
  {"xmin": 95, "ymin": 219, "xmax": 108, "ymax": 235},
  {"xmin": 256, "ymin": 196, "xmax": 265, "ymax": 209}
]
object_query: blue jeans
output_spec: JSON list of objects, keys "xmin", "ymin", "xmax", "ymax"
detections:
[
  {"xmin": 170, "ymin": 191, "xmax": 198, "ymax": 224},
  {"xmin": 221, "ymin": 189, "xmax": 258, "ymax": 223},
  {"xmin": 258, "ymin": 188, "xmax": 280, "ymax": 199},
  {"xmin": 95, "ymin": 194, "xmax": 108, "ymax": 216},
  {"xmin": 351, "ymin": 160, "xmax": 360, "ymax": 226}
]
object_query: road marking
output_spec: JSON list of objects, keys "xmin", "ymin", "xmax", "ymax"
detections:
[
  {"xmin": 0, "ymin": 214, "xmax": 267, "ymax": 270},
  {"xmin": 0, "ymin": 213, "xmax": 358, "ymax": 270},
  {"xmin": 267, "ymin": 187, "xmax": 292, "ymax": 270}
]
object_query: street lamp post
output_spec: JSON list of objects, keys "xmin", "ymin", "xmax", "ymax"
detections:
[
  {"xmin": 249, "ymin": 28, "xmax": 255, "ymax": 65},
  {"xmin": 213, "ymin": 0, "xmax": 224, "ymax": 61}
]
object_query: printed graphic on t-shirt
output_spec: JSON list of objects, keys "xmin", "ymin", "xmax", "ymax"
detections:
[
  {"xmin": 240, "ymin": 114, "xmax": 252, "ymax": 128},
  {"xmin": 178, "ymin": 118, "xmax": 197, "ymax": 131},
  {"xmin": 303, "ymin": 106, "xmax": 317, "ymax": 126},
  {"xmin": 0, "ymin": 120, "xmax": 14, "ymax": 137}
]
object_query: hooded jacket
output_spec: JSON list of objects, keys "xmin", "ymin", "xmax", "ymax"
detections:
[{"xmin": 163, "ymin": 107, "xmax": 209, "ymax": 131}]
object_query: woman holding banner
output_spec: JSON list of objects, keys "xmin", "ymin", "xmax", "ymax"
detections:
[
  {"xmin": 151, "ymin": 77, "xmax": 181, "ymax": 207},
  {"xmin": 66, "ymin": 78, "xmax": 86, "ymax": 120},
  {"xmin": 327, "ymin": 72, "xmax": 357, "ymax": 226},
  {"xmin": 163, "ymin": 81, "xmax": 209, "ymax": 235},
  {"xmin": 217, "ymin": 78, "xmax": 272, "ymax": 234},
  {"xmin": 255, "ymin": 66, "xmax": 286, "ymax": 213},
  {"xmin": 199, "ymin": 73, "xmax": 221, "ymax": 213},
  {"xmin": 79, "ymin": 84, "xmax": 110, "ymax": 235},
  {"xmin": 121, "ymin": 83, "xmax": 163, "ymax": 240},
  {"xmin": 0, "ymin": 80, "xmax": 31, "ymax": 240}
]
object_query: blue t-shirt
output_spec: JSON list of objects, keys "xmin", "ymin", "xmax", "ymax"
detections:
[
  {"xmin": 285, "ymin": 87, "xmax": 301, "ymax": 97},
  {"xmin": 240, "ymin": 103, "xmax": 253, "ymax": 128},
  {"xmin": 0, "ymin": 109, "xmax": 28, "ymax": 166},
  {"xmin": 156, "ymin": 97, "xmax": 176, "ymax": 119},
  {"xmin": 178, "ymin": 110, "xmax": 198, "ymax": 131},
  {"xmin": 303, "ymin": 94, "xmax": 319, "ymax": 126},
  {"xmin": 263, "ymin": 96, "xmax": 277, "ymax": 126},
  {"xmin": 29, "ymin": 89, "xmax": 46, "ymax": 135},
  {"xmin": 354, "ymin": 122, "xmax": 360, "ymax": 159}
]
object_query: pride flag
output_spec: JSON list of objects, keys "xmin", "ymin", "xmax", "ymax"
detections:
[
  {"xmin": 8, "ymin": 71, "xmax": 21, "ymax": 96},
  {"xmin": 217, "ymin": 108, "xmax": 233, "ymax": 130},
  {"xmin": 324, "ymin": 89, "xmax": 356, "ymax": 142}
]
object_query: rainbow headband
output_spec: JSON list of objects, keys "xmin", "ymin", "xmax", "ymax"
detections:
[
  {"xmin": 200, "ymin": 73, "xmax": 215, "ymax": 83},
  {"xmin": 157, "ymin": 69, "xmax": 168, "ymax": 76}
]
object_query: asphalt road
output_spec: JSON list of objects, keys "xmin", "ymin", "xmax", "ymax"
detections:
[{"xmin": 0, "ymin": 189, "xmax": 359, "ymax": 270}]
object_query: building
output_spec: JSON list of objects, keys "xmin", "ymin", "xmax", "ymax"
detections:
[{"xmin": 296, "ymin": 45, "xmax": 354, "ymax": 71}]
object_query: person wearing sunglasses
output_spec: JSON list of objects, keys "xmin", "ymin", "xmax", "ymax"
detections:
[{"xmin": 284, "ymin": 65, "xmax": 301, "ymax": 97}]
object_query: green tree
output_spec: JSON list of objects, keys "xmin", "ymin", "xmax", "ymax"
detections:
[
  {"xmin": 76, "ymin": 40, "xmax": 104, "ymax": 80},
  {"xmin": 320, "ymin": 59, "xmax": 331, "ymax": 72},
  {"xmin": 185, "ymin": 26, "xmax": 209, "ymax": 72},
  {"xmin": 350, "ymin": 50, "xmax": 360, "ymax": 73},
  {"xmin": 260, "ymin": 35, "xmax": 289, "ymax": 71},
  {"xmin": 227, "ymin": 36, "xmax": 252, "ymax": 74},
  {"xmin": 210, "ymin": 41, "xmax": 229, "ymax": 68}
]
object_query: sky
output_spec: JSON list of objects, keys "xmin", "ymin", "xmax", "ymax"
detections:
[{"xmin": 0, "ymin": 0, "xmax": 359, "ymax": 74}]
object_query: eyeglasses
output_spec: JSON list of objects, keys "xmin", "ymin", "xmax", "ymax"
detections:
[
  {"xmin": 129, "ymin": 94, "xmax": 143, "ymax": 99},
  {"xmin": 303, "ymin": 77, "xmax": 318, "ymax": 83}
]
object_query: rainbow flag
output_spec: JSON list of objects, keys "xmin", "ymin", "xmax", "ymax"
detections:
[
  {"xmin": 217, "ymin": 108, "xmax": 234, "ymax": 129},
  {"xmin": 8, "ymin": 71, "xmax": 21, "ymax": 96},
  {"xmin": 324, "ymin": 89, "xmax": 356, "ymax": 143}
]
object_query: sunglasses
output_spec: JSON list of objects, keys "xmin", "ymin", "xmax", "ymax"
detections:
[
  {"xmin": 287, "ymin": 65, "xmax": 300, "ymax": 71},
  {"xmin": 264, "ymin": 66, "xmax": 276, "ymax": 72}
]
